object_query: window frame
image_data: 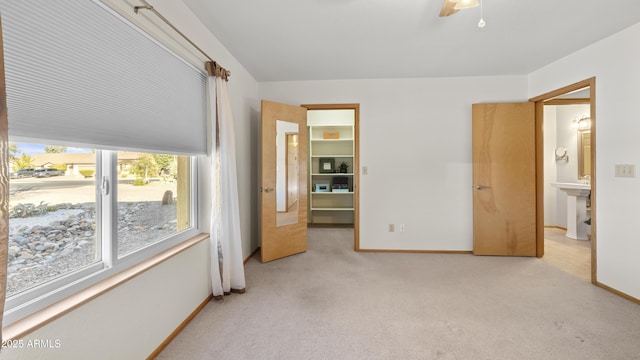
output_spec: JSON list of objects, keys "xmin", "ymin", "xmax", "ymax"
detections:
[{"xmin": 4, "ymin": 144, "xmax": 200, "ymax": 325}]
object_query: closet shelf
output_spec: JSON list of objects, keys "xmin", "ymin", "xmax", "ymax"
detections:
[
  {"xmin": 310, "ymin": 207, "xmax": 354, "ymax": 211},
  {"xmin": 311, "ymin": 192, "xmax": 354, "ymax": 195},
  {"xmin": 310, "ymin": 154, "xmax": 353, "ymax": 158},
  {"xmin": 310, "ymin": 172, "xmax": 354, "ymax": 176},
  {"xmin": 309, "ymin": 120, "xmax": 355, "ymax": 224}
]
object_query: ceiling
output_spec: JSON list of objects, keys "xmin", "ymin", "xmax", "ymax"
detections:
[{"xmin": 181, "ymin": 0, "xmax": 640, "ymax": 82}]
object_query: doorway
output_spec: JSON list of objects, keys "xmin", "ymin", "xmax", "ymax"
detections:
[
  {"xmin": 260, "ymin": 101, "xmax": 360, "ymax": 263},
  {"xmin": 531, "ymin": 78, "xmax": 596, "ymax": 284},
  {"xmin": 302, "ymin": 103, "xmax": 360, "ymax": 251}
]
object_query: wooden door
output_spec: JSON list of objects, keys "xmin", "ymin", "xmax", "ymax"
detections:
[
  {"xmin": 472, "ymin": 102, "xmax": 536, "ymax": 256},
  {"xmin": 261, "ymin": 100, "xmax": 308, "ymax": 262}
]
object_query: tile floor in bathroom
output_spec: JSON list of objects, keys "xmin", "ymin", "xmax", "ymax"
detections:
[{"xmin": 542, "ymin": 227, "xmax": 591, "ymax": 282}]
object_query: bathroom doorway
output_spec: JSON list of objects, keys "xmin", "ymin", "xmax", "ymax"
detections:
[{"xmin": 530, "ymin": 78, "xmax": 596, "ymax": 284}]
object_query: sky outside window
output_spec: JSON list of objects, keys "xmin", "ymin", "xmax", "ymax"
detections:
[{"xmin": 13, "ymin": 143, "xmax": 92, "ymax": 155}]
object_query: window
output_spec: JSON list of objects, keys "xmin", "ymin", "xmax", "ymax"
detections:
[
  {"xmin": 1, "ymin": 0, "xmax": 207, "ymax": 324},
  {"xmin": 117, "ymin": 152, "xmax": 191, "ymax": 257},
  {"xmin": 7, "ymin": 144, "xmax": 98, "ymax": 297},
  {"xmin": 5, "ymin": 142, "xmax": 197, "ymax": 323}
]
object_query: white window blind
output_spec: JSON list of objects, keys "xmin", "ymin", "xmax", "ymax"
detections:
[{"xmin": 0, "ymin": 0, "xmax": 207, "ymax": 155}]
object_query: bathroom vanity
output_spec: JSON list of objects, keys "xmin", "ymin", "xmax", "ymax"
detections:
[{"xmin": 551, "ymin": 182, "xmax": 591, "ymax": 240}]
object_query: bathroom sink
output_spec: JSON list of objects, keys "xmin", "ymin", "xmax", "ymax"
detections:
[
  {"xmin": 551, "ymin": 182, "xmax": 590, "ymax": 189},
  {"xmin": 550, "ymin": 182, "xmax": 591, "ymax": 240},
  {"xmin": 550, "ymin": 182, "xmax": 590, "ymax": 196}
]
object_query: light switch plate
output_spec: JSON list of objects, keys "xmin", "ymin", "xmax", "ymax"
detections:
[{"xmin": 615, "ymin": 164, "xmax": 636, "ymax": 178}]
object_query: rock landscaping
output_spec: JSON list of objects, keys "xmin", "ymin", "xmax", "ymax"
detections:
[{"xmin": 7, "ymin": 201, "xmax": 177, "ymax": 296}]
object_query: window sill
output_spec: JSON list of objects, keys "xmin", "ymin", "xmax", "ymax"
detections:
[{"xmin": 2, "ymin": 233, "xmax": 210, "ymax": 341}]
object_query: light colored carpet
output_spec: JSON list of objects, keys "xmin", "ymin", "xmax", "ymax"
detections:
[{"xmin": 157, "ymin": 228, "xmax": 640, "ymax": 360}]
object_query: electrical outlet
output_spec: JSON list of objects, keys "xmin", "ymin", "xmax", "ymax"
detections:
[
  {"xmin": 388, "ymin": 224, "xmax": 394, "ymax": 232},
  {"xmin": 400, "ymin": 224, "xmax": 405, "ymax": 232},
  {"xmin": 615, "ymin": 164, "xmax": 636, "ymax": 178}
]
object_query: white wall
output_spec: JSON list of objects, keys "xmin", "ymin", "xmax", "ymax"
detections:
[
  {"xmin": 0, "ymin": 1, "xmax": 260, "ymax": 358},
  {"xmin": 260, "ymin": 76, "xmax": 528, "ymax": 250},
  {"xmin": 555, "ymin": 105, "xmax": 589, "ymax": 184},
  {"xmin": 0, "ymin": 241, "xmax": 210, "ymax": 360},
  {"xmin": 529, "ymin": 23, "xmax": 640, "ymax": 299},
  {"xmin": 543, "ymin": 106, "xmax": 558, "ymax": 225}
]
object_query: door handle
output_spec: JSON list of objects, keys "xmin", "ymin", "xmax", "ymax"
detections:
[
  {"xmin": 261, "ymin": 187, "xmax": 274, "ymax": 193},
  {"xmin": 474, "ymin": 185, "xmax": 490, "ymax": 190}
]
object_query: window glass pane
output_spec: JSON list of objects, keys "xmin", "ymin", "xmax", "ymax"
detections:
[
  {"xmin": 7, "ymin": 142, "xmax": 98, "ymax": 297},
  {"xmin": 117, "ymin": 152, "xmax": 190, "ymax": 257}
]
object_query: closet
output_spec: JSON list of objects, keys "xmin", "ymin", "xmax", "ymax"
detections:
[{"xmin": 306, "ymin": 107, "xmax": 357, "ymax": 225}]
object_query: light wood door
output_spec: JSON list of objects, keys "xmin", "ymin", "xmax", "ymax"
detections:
[
  {"xmin": 472, "ymin": 102, "xmax": 536, "ymax": 256},
  {"xmin": 261, "ymin": 100, "xmax": 308, "ymax": 262}
]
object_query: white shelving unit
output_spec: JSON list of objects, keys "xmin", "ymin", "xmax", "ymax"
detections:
[{"xmin": 308, "ymin": 112, "xmax": 355, "ymax": 225}]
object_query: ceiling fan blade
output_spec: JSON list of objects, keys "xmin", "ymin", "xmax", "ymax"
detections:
[{"xmin": 439, "ymin": 0, "xmax": 460, "ymax": 17}]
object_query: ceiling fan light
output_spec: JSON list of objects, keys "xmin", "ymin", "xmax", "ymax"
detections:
[{"xmin": 453, "ymin": 0, "xmax": 479, "ymax": 10}]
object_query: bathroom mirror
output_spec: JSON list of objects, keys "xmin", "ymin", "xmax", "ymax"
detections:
[
  {"xmin": 276, "ymin": 120, "xmax": 300, "ymax": 227},
  {"xmin": 577, "ymin": 130, "xmax": 591, "ymax": 180}
]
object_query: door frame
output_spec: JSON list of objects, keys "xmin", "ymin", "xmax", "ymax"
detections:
[
  {"xmin": 301, "ymin": 103, "xmax": 360, "ymax": 251},
  {"xmin": 530, "ymin": 77, "xmax": 597, "ymax": 284}
]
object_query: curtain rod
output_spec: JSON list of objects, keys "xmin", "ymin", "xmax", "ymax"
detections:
[{"xmin": 133, "ymin": 0, "xmax": 230, "ymax": 79}]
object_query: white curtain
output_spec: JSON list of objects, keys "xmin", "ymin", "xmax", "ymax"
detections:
[{"xmin": 208, "ymin": 66, "xmax": 246, "ymax": 299}]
